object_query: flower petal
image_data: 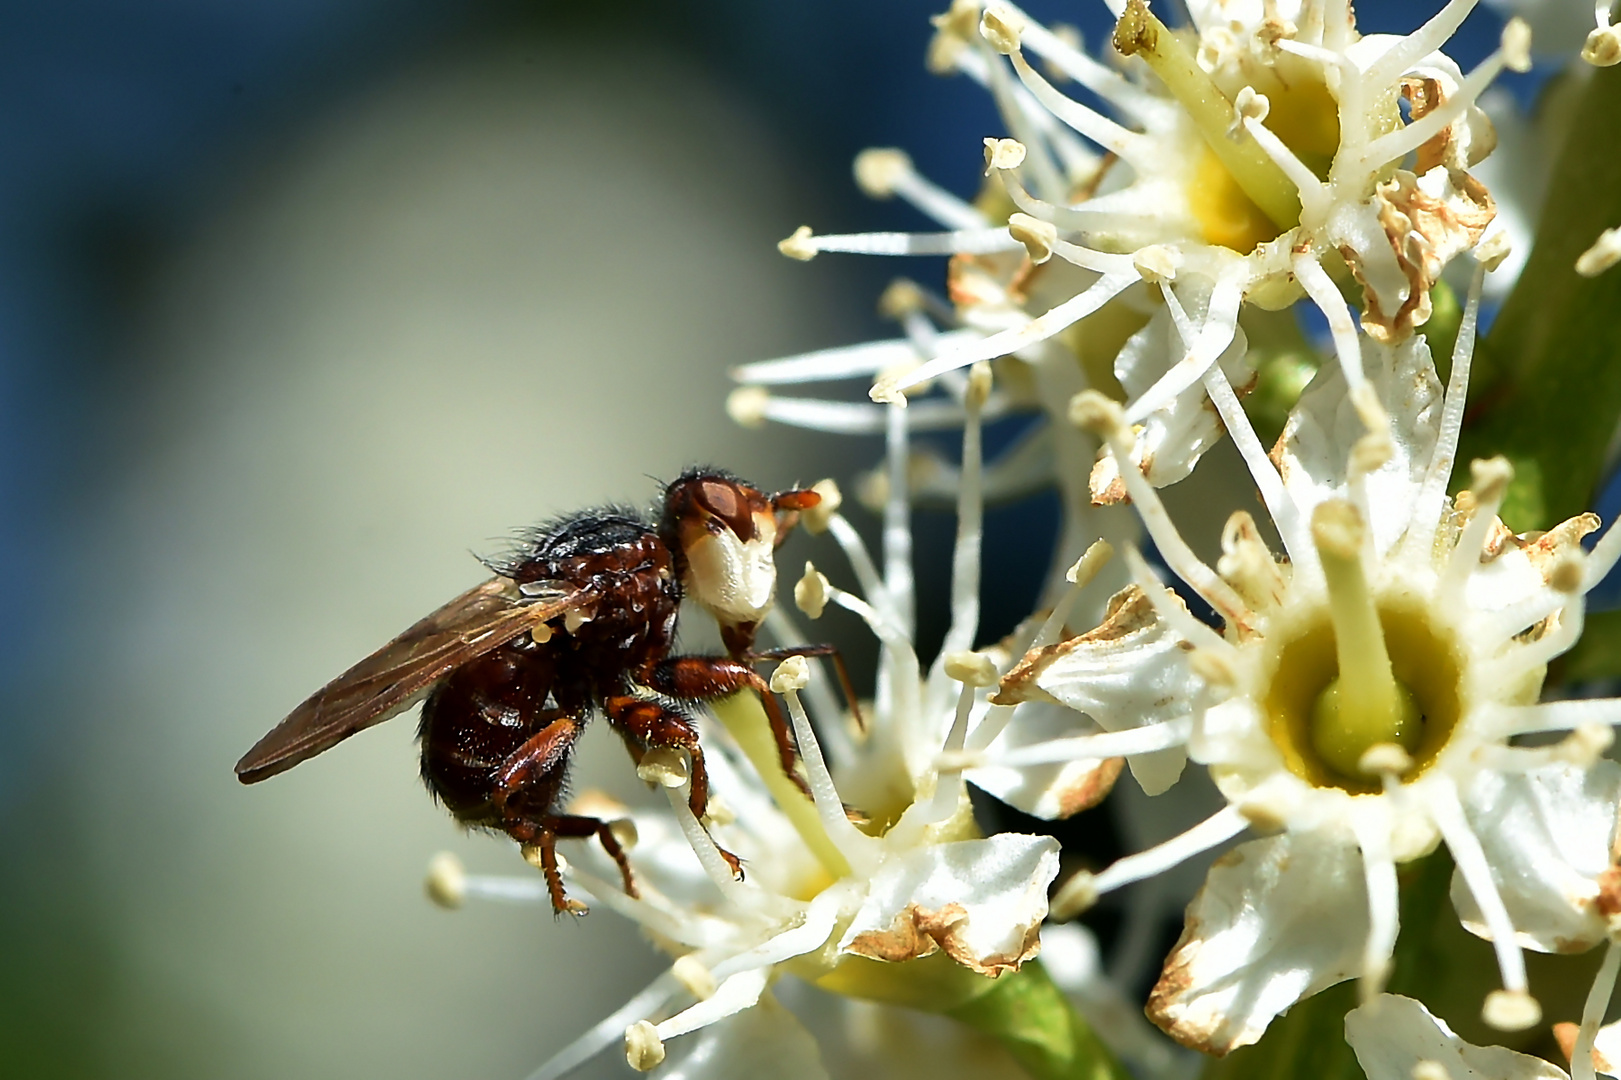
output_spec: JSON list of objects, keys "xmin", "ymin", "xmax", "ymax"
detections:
[
  {"xmin": 1451, "ymin": 760, "xmax": 1621, "ymax": 954},
  {"xmin": 965, "ymin": 701, "xmax": 1125, "ymax": 819},
  {"xmin": 838, "ymin": 835, "xmax": 1061, "ymax": 976},
  {"xmin": 1344, "ymin": 994, "xmax": 1564, "ymax": 1080},
  {"xmin": 1147, "ymin": 831, "xmax": 1367, "ymax": 1055},
  {"xmin": 1276, "ymin": 333, "xmax": 1440, "ymax": 555},
  {"xmin": 994, "ymin": 585, "xmax": 1196, "ymax": 795}
]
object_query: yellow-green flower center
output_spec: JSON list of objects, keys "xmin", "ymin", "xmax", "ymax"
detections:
[{"xmin": 1259, "ymin": 503, "xmax": 1464, "ymax": 792}]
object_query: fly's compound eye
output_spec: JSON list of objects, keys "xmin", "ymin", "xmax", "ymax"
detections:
[{"xmin": 695, "ymin": 479, "xmax": 758, "ymax": 543}]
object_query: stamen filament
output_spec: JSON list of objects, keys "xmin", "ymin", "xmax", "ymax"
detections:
[
  {"xmin": 1573, "ymin": 941, "xmax": 1621, "ymax": 1080},
  {"xmin": 1112, "ymin": 0, "xmax": 1300, "ymax": 229},
  {"xmin": 525, "ymin": 970, "xmax": 681, "ymax": 1080},
  {"xmin": 1426, "ymin": 776, "xmax": 1535, "ymax": 1013},
  {"xmin": 780, "ymin": 683, "xmax": 880, "ymax": 865},
  {"xmin": 709, "ymin": 692, "xmax": 853, "ymax": 880},
  {"xmin": 732, "ymin": 331, "xmax": 978, "ymax": 385},
  {"xmin": 1093, "ymin": 804, "xmax": 1248, "ymax": 896}
]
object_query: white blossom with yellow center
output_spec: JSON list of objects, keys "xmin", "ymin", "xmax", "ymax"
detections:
[
  {"xmin": 749, "ymin": 0, "xmax": 1528, "ymax": 575},
  {"xmin": 971, "ymin": 265, "xmax": 1621, "ymax": 1056}
]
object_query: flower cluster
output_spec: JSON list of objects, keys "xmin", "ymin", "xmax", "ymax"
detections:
[{"xmin": 430, "ymin": 0, "xmax": 1621, "ymax": 1076}]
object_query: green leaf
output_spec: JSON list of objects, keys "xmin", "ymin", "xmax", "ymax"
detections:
[
  {"xmin": 1459, "ymin": 58, "xmax": 1621, "ymax": 531},
  {"xmin": 1553, "ymin": 609, "xmax": 1621, "ymax": 684},
  {"xmin": 946, "ymin": 961, "xmax": 1131, "ymax": 1080}
]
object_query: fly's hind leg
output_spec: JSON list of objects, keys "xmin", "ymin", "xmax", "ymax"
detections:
[
  {"xmin": 605, "ymin": 694, "xmax": 744, "ymax": 880},
  {"xmin": 489, "ymin": 715, "xmax": 638, "ymax": 913}
]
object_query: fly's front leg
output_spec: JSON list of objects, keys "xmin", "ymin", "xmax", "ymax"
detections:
[
  {"xmin": 645, "ymin": 657, "xmax": 810, "ymax": 799},
  {"xmin": 604, "ymin": 694, "xmax": 744, "ymax": 880},
  {"xmin": 743, "ymin": 643, "xmax": 865, "ymax": 731}
]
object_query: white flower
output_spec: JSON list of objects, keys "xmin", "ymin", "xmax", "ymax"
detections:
[
  {"xmin": 769, "ymin": 0, "xmax": 1523, "ymax": 491},
  {"xmin": 974, "ymin": 262, "xmax": 1621, "ymax": 1055},
  {"xmin": 444, "ymin": 373, "xmax": 1067, "ymax": 1077}
]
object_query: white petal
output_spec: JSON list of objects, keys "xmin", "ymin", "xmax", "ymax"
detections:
[
  {"xmin": 1115, "ymin": 273, "xmax": 1251, "ymax": 489},
  {"xmin": 1451, "ymin": 761, "xmax": 1621, "ymax": 954},
  {"xmin": 996, "ymin": 586, "xmax": 1197, "ymax": 795},
  {"xmin": 965, "ymin": 701, "xmax": 1125, "ymax": 820},
  {"xmin": 660, "ymin": 991, "xmax": 832, "ymax": 1080},
  {"xmin": 1344, "ymin": 994, "xmax": 1565, "ymax": 1080},
  {"xmin": 1277, "ymin": 335, "xmax": 1440, "ymax": 555},
  {"xmin": 838, "ymin": 835, "xmax": 1061, "ymax": 976},
  {"xmin": 1147, "ymin": 831, "xmax": 1367, "ymax": 1055}
]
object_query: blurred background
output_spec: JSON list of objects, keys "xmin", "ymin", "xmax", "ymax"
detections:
[{"xmin": 0, "ymin": 1, "xmax": 1512, "ymax": 1078}]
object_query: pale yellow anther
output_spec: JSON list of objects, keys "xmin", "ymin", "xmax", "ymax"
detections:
[
  {"xmin": 1350, "ymin": 429, "xmax": 1394, "ymax": 477},
  {"xmin": 1232, "ymin": 87, "xmax": 1270, "ymax": 137},
  {"xmin": 1132, "ymin": 244, "xmax": 1181, "ymax": 283},
  {"xmin": 625, "ymin": 1021, "xmax": 666, "ymax": 1072},
  {"xmin": 1584, "ymin": 24, "xmax": 1621, "ymax": 66},
  {"xmin": 930, "ymin": 0, "xmax": 980, "ymax": 41},
  {"xmin": 1470, "ymin": 456, "xmax": 1514, "ymax": 503},
  {"xmin": 1474, "ymin": 229, "xmax": 1513, "ymax": 271},
  {"xmin": 966, "ymin": 361, "xmax": 994, "ymax": 409},
  {"xmin": 771, "ymin": 655, "xmax": 812, "ymax": 694},
  {"xmin": 983, "ymin": 137, "xmax": 1027, "ymax": 172},
  {"xmin": 726, "ymin": 386, "xmax": 770, "ymax": 429},
  {"xmin": 1050, "ymin": 869, "xmax": 1099, "ymax": 920},
  {"xmin": 1008, "ymin": 212, "xmax": 1057, "ymax": 264},
  {"xmin": 1549, "ymin": 554, "xmax": 1585, "ymax": 594},
  {"xmin": 671, "ymin": 954, "xmax": 718, "ymax": 1000},
  {"xmin": 853, "ymin": 147, "xmax": 913, "ymax": 199},
  {"xmin": 856, "ymin": 467, "xmax": 888, "ymax": 513},
  {"xmin": 1067, "ymin": 539, "xmax": 1115, "ymax": 586},
  {"xmin": 1482, "ymin": 989, "xmax": 1541, "ymax": 1032},
  {"xmin": 1577, "ymin": 227, "xmax": 1621, "ymax": 278},
  {"xmin": 877, "ymin": 278, "xmax": 926, "ymax": 319},
  {"xmin": 1500, "ymin": 17, "xmax": 1533, "ymax": 73},
  {"xmin": 945, "ymin": 650, "xmax": 1000, "ymax": 687},
  {"xmin": 1358, "ymin": 742, "xmax": 1414, "ymax": 777},
  {"xmin": 424, "ymin": 851, "xmax": 466, "ymax": 910},
  {"xmin": 802, "ymin": 479, "xmax": 842, "ymax": 534},
  {"xmin": 1562, "ymin": 723, "xmax": 1615, "ymax": 765},
  {"xmin": 979, "ymin": 4, "xmax": 1024, "ymax": 54},
  {"xmin": 564, "ymin": 607, "xmax": 594, "ymax": 634},
  {"xmin": 637, "ymin": 747, "xmax": 690, "ymax": 788},
  {"xmin": 1068, "ymin": 389, "xmax": 1129, "ymax": 439},
  {"xmin": 531, "ymin": 622, "xmax": 554, "ymax": 645},
  {"xmin": 608, "ymin": 817, "xmax": 639, "ymax": 850},
  {"xmin": 869, "ymin": 374, "xmax": 908, "ymax": 406},
  {"xmin": 1411, "ymin": 1062, "xmax": 1451, "ymax": 1080},
  {"xmin": 795, "ymin": 562, "xmax": 830, "ymax": 619},
  {"xmin": 778, "ymin": 225, "xmax": 818, "ymax": 261},
  {"xmin": 1218, "ymin": 510, "xmax": 1285, "ymax": 611}
]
